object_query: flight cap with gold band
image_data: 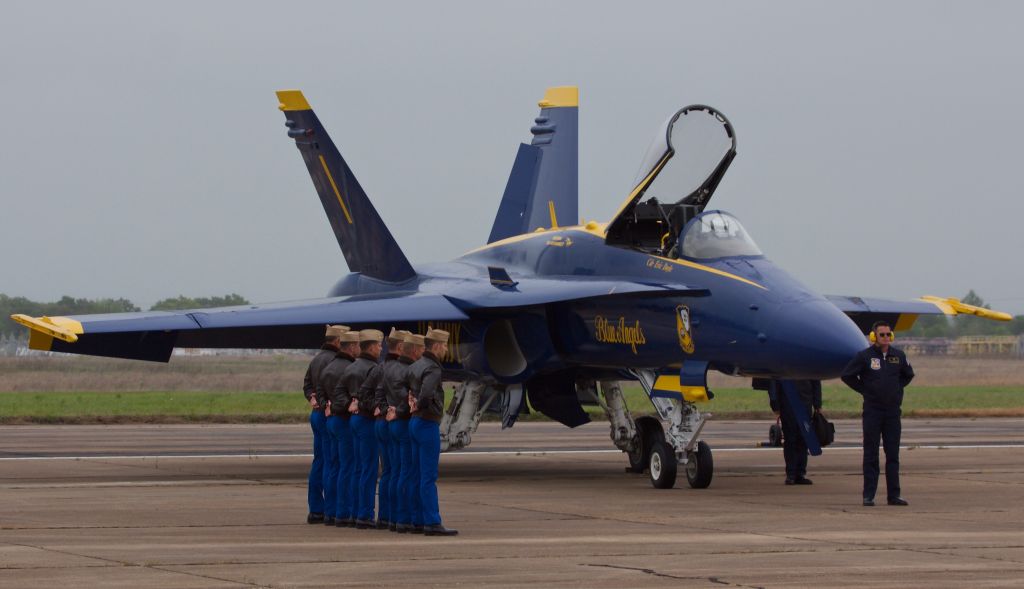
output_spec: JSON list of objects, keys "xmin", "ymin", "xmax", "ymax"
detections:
[
  {"xmin": 325, "ymin": 324, "xmax": 350, "ymax": 338},
  {"xmin": 425, "ymin": 328, "xmax": 450, "ymax": 344},
  {"xmin": 404, "ymin": 333, "xmax": 425, "ymax": 346},
  {"xmin": 359, "ymin": 329, "xmax": 384, "ymax": 343},
  {"xmin": 338, "ymin": 331, "xmax": 360, "ymax": 343}
]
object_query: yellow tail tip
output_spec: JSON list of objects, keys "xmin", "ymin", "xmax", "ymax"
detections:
[
  {"xmin": 537, "ymin": 86, "xmax": 578, "ymax": 108},
  {"xmin": 276, "ymin": 89, "xmax": 311, "ymax": 112}
]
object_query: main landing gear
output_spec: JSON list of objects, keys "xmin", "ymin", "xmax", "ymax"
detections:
[{"xmin": 598, "ymin": 372, "xmax": 714, "ymax": 489}]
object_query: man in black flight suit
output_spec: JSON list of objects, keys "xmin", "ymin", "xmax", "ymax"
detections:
[{"xmin": 841, "ymin": 321, "xmax": 914, "ymax": 507}]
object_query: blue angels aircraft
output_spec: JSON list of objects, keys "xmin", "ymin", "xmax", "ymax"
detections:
[{"xmin": 13, "ymin": 87, "xmax": 1011, "ymax": 489}]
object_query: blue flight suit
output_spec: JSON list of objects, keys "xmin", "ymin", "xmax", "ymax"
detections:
[
  {"xmin": 322, "ymin": 351, "xmax": 356, "ymax": 520},
  {"xmin": 385, "ymin": 355, "xmax": 416, "ymax": 527},
  {"xmin": 768, "ymin": 380, "xmax": 822, "ymax": 480},
  {"xmin": 337, "ymin": 352, "xmax": 382, "ymax": 524},
  {"xmin": 373, "ymin": 353, "xmax": 401, "ymax": 525},
  {"xmin": 408, "ymin": 351, "xmax": 447, "ymax": 527},
  {"xmin": 842, "ymin": 344, "xmax": 914, "ymax": 501},
  {"xmin": 301, "ymin": 345, "xmax": 337, "ymax": 516}
]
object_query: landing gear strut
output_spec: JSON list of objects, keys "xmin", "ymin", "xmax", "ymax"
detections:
[{"xmin": 627, "ymin": 369, "xmax": 714, "ymax": 489}]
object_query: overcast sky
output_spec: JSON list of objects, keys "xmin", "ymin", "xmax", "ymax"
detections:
[{"xmin": 2, "ymin": 1, "xmax": 1022, "ymax": 314}]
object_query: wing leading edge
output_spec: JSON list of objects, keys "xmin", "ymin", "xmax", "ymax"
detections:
[
  {"xmin": 826, "ymin": 294, "xmax": 1012, "ymax": 333},
  {"xmin": 12, "ymin": 293, "xmax": 468, "ymax": 362}
]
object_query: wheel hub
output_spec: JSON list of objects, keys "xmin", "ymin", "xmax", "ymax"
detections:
[{"xmin": 650, "ymin": 451, "xmax": 662, "ymax": 480}]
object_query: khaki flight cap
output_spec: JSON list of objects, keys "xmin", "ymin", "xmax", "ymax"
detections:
[
  {"xmin": 425, "ymin": 328, "xmax": 450, "ymax": 345},
  {"xmin": 338, "ymin": 331, "xmax": 361, "ymax": 343},
  {"xmin": 325, "ymin": 324, "xmax": 350, "ymax": 338},
  {"xmin": 359, "ymin": 329, "xmax": 384, "ymax": 343},
  {"xmin": 404, "ymin": 333, "xmax": 425, "ymax": 346},
  {"xmin": 387, "ymin": 327, "xmax": 411, "ymax": 344}
]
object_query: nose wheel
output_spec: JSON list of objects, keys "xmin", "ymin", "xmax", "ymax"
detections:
[{"xmin": 684, "ymin": 440, "xmax": 714, "ymax": 489}]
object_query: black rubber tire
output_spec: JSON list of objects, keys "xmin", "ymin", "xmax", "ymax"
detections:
[
  {"xmin": 685, "ymin": 440, "xmax": 714, "ymax": 489},
  {"xmin": 626, "ymin": 417, "xmax": 657, "ymax": 473},
  {"xmin": 647, "ymin": 427, "xmax": 678, "ymax": 489},
  {"xmin": 768, "ymin": 423, "xmax": 783, "ymax": 447}
]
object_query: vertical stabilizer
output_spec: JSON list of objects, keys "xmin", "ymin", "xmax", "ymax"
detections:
[
  {"xmin": 488, "ymin": 86, "xmax": 578, "ymax": 243},
  {"xmin": 277, "ymin": 90, "xmax": 416, "ymax": 283}
]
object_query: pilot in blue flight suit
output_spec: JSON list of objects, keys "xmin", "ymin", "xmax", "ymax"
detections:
[
  {"xmin": 321, "ymin": 329, "xmax": 360, "ymax": 525},
  {"xmin": 389, "ymin": 332, "xmax": 424, "ymax": 533},
  {"xmin": 301, "ymin": 324, "xmax": 348, "ymax": 523},
  {"xmin": 374, "ymin": 328, "xmax": 410, "ymax": 530},
  {"xmin": 768, "ymin": 379, "xmax": 822, "ymax": 485},
  {"xmin": 841, "ymin": 321, "xmax": 914, "ymax": 507},
  {"xmin": 340, "ymin": 329, "xmax": 385, "ymax": 529},
  {"xmin": 408, "ymin": 328, "xmax": 458, "ymax": 536}
]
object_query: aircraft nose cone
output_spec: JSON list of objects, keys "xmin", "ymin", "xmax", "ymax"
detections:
[{"xmin": 769, "ymin": 299, "xmax": 867, "ymax": 379}]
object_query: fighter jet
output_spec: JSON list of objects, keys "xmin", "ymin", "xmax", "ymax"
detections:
[{"xmin": 13, "ymin": 87, "xmax": 1010, "ymax": 489}]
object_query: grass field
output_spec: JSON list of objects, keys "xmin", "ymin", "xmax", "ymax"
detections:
[{"xmin": 1, "ymin": 355, "xmax": 1022, "ymax": 423}]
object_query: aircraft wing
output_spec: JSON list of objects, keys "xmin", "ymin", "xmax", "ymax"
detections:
[
  {"xmin": 825, "ymin": 294, "xmax": 1012, "ymax": 333},
  {"xmin": 11, "ymin": 293, "xmax": 468, "ymax": 362}
]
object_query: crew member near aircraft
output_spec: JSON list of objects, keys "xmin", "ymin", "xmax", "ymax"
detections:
[
  {"xmin": 768, "ymin": 380, "xmax": 822, "ymax": 485},
  {"xmin": 389, "ymin": 332, "xmax": 424, "ymax": 533},
  {"xmin": 301, "ymin": 324, "xmax": 348, "ymax": 524},
  {"xmin": 408, "ymin": 328, "xmax": 458, "ymax": 536},
  {"xmin": 841, "ymin": 321, "xmax": 914, "ymax": 507},
  {"xmin": 338, "ymin": 329, "xmax": 385, "ymax": 529},
  {"xmin": 323, "ymin": 330, "xmax": 361, "ymax": 526},
  {"xmin": 374, "ymin": 328, "xmax": 410, "ymax": 531}
]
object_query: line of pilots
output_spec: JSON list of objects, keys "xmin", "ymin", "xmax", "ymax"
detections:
[{"xmin": 302, "ymin": 325, "xmax": 458, "ymax": 536}]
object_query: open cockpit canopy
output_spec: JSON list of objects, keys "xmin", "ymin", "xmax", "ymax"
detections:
[{"xmin": 606, "ymin": 105, "xmax": 736, "ymax": 256}]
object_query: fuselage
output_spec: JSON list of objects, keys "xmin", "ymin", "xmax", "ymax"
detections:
[{"xmin": 327, "ymin": 215, "xmax": 867, "ymax": 384}]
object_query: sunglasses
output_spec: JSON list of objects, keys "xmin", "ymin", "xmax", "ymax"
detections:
[{"xmin": 876, "ymin": 332, "xmax": 892, "ymax": 338}]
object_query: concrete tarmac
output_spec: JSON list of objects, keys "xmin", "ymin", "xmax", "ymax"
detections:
[{"xmin": 2, "ymin": 420, "xmax": 1023, "ymax": 588}]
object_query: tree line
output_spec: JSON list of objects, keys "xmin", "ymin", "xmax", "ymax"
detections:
[{"xmin": 0, "ymin": 294, "xmax": 249, "ymax": 338}]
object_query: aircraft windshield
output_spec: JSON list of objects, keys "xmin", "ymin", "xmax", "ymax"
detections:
[{"xmin": 680, "ymin": 212, "xmax": 762, "ymax": 259}]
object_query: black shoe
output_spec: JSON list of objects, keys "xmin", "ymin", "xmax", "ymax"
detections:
[
  {"xmin": 794, "ymin": 477, "xmax": 813, "ymax": 485},
  {"xmin": 395, "ymin": 523, "xmax": 410, "ymax": 534},
  {"xmin": 863, "ymin": 497, "xmax": 875, "ymax": 507},
  {"xmin": 389, "ymin": 522, "xmax": 398, "ymax": 532},
  {"xmin": 335, "ymin": 517, "xmax": 353, "ymax": 528},
  {"xmin": 307, "ymin": 512, "xmax": 325, "ymax": 524},
  {"xmin": 355, "ymin": 519, "xmax": 374, "ymax": 529},
  {"xmin": 410, "ymin": 525, "xmax": 425, "ymax": 534},
  {"xmin": 423, "ymin": 524, "xmax": 458, "ymax": 536},
  {"xmin": 887, "ymin": 496, "xmax": 909, "ymax": 506},
  {"xmin": 376, "ymin": 519, "xmax": 390, "ymax": 530},
  {"xmin": 784, "ymin": 478, "xmax": 796, "ymax": 485},
  {"xmin": 323, "ymin": 516, "xmax": 335, "ymax": 526}
]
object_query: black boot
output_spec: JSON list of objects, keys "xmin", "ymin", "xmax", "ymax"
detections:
[
  {"xmin": 323, "ymin": 516, "xmax": 335, "ymax": 526},
  {"xmin": 410, "ymin": 524, "xmax": 425, "ymax": 534},
  {"xmin": 307, "ymin": 512, "xmax": 325, "ymax": 524},
  {"xmin": 424, "ymin": 524, "xmax": 458, "ymax": 536}
]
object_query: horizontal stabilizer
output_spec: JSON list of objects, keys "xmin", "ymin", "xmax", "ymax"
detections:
[{"xmin": 12, "ymin": 293, "xmax": 468, "ymax": 362}]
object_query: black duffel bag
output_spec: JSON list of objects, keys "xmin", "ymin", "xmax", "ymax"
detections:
[{"xmin": 813, "ymin": 411, "xmax": 835, "ymax": 447}]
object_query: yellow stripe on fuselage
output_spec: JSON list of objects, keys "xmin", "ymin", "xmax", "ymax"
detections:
[
  {"xmin": 319, "ymin": 155, "xmax": 354, "ymax": 225},
  {"xmin": 463, "ymin": 226, "xmax": 765, "ymax": 290}
]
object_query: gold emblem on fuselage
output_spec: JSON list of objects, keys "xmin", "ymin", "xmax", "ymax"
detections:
[
  {"xmin": 593, "ymin": 316, "xmax": 646, "ymax": 354},
  {"xmin": 676, "ymin": 305, "xmax": 695, "ymax": 354}
]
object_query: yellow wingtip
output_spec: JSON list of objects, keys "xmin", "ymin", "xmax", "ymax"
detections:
[
  {"xmin": 276, "ymin": 89, "xmax": 311, "ymax": 112},
  {"xmin": 537, "ymin": 86, "xmax": 578, "ymax": 108},
  {"xmin": 919, "ymin": 296, "xmax": 1013, "ymax": 321},
  {"xmin": 10, "ymin": 314, "xmax": 83, "ymax": 343}
]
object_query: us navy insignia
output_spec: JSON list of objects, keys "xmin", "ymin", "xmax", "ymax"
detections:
[
  {"xmin": 676, "ymin": 305, "xmax": 695, "ymax": 354},
  {"xmin": 870, "ymin": 357, "xmax": 881, "ymax": 370}
]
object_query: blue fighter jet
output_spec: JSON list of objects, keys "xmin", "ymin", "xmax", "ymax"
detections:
[{"xmin": 13, "ymin": 87, "xmax": 1010, "ymax": 489}]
